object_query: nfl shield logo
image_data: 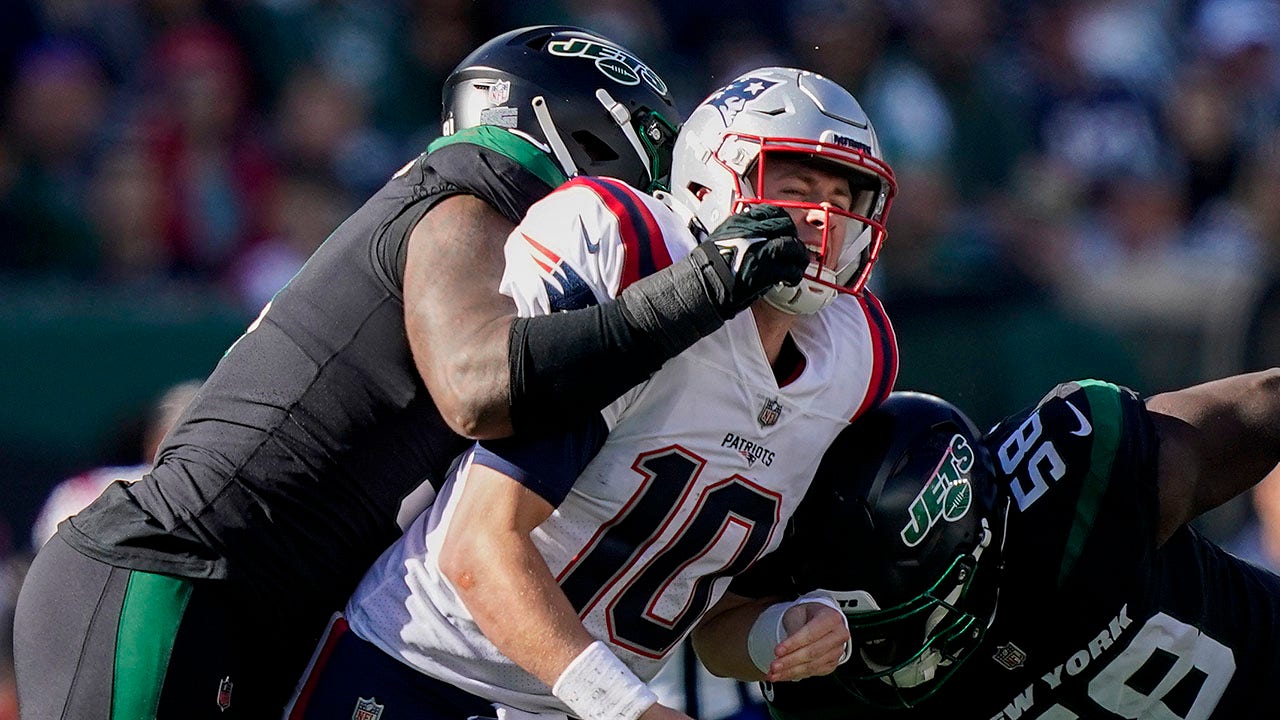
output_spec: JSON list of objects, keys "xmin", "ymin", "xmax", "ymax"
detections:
[
  {"xmin": 757, "ymin": 398, "xmax": 783, "ymax": 427},
  {"xmin": 215, "ymin": 676, "xmax": 233, "ymax": 712},
  {"xmin": 487, "ymin": 79, "xmax": 511, "ymax": 105},
  {"xmin": 993, "ymin": 642, "xmax": 1027, "ymax": 670},
  {"xmin": 352, "ymin": 697, "xmax": 384, "ymax": 720}
]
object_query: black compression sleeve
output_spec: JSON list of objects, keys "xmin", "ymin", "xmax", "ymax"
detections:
[
  {"xmin": 508, "ymin": 252, "xmax": 727, "ymax": 433},
  {"xmin": 509, "ymin": 301, "xmax": 656, "ymax": 433}
]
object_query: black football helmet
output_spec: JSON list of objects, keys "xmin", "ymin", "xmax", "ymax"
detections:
[
  {"xmin": 442, "ymin": 25, "xmax": 681, "ymax": 192},
  {"xmin": 788, "ymin": 392, "xmax": 1007, "ymax": 708}
]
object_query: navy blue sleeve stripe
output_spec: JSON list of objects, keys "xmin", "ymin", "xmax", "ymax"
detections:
[
  {"xmin": 853, "ymin": 291, "xmax": 898, "ymax": 419},
  {"xmin": 472, "ymin": 414, "xmax": 610, "ymax": 507},
  {"xmin": 865, "ymin": 291, "xmax": 897, "ymax": 404}
]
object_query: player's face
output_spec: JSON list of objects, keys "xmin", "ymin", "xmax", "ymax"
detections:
[{"xmin": 759, "ymin": 156, "xmax": 853, "ymax": 269}]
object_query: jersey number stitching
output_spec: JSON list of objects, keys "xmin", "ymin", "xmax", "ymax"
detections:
[{"xmin": 558, "ymin": 446, "xmax": 781, "ymax": 658}]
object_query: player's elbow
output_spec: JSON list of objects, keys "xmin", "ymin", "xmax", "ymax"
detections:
[
  {"xmin": 438, "ymin": 532, "xmax": 484, "ymax": 595},
  {"xmin": 407, "ymin": 325, "xmax": 515, "ymax": 440},
  {"xmin": 435, "ymin": 390, "xmax": 512, "ymax": 440},
  {"xmin": 1251, "ymin": 367, "xmax": 1280, "ymax": 409},
  {"xmin": 1246, "ymin": 367, "xmax": 1280, "ymax": 448}
]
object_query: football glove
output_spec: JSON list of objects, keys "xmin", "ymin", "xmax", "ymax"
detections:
[{"xmin": 697, "ymin": 203, "xmax": 809, "ymax": 318}]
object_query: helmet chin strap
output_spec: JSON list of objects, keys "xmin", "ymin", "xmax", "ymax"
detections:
[
  {"xmin": 596, "ymin": 88, "xmax": 654, "ymax": 186},
  {"xmin": 763, "ymin": 262, "xmax": 838, "ymax": 315},
  {"xmin": 531, "ymin": 95, "xmax": 579, "ymax": 179}
]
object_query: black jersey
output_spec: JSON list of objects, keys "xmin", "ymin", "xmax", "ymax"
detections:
[
  {"xmin": 61, "ymin": 127, "xmax": 568, "ymax": 624},
  {"xmin": 763, "ymin": 381, "xmax": 1280, "ymax": 720}
]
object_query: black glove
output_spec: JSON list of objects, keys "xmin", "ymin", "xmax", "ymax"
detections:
[{"xmin": 696, "ymin": 203, "xmax": 809, "ymax": 317}]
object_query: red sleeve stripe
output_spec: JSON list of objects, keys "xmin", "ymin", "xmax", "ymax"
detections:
[
  {"xmin": 564, "ymin": 176, "xmax": 673, "ymax": 289},
  {"xmin": 285, "ymin": 614, "xmax": 349, "ymax": 719},
  {"xmin": 852, "ymin": 290, "xmax": 898, "ymax": 420}
]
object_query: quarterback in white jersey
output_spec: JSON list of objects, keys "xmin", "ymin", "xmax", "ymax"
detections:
[{"xmin": 287, "ymin": 67, "xmax": 898, "ymax": 720}]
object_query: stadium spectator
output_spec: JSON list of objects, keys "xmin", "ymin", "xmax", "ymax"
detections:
[
  {"xmin": 1223, "ymin": 468, "xmax": 1280, "ymax": 573},
  {"xmin": 0, "ymin": 41, "xmax": 108, "ymax": 277},
  {"xmin": 0, "ymin": 554, "xmax": 24, "ymax": 720},
  {"xmin": 141, "ymin": 22, "xmax": 277, "ymax": 280}
]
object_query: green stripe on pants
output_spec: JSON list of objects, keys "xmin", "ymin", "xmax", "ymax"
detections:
[{"xmin": 114, "ymin": 571, "xmax": 193, "ymax": 720}]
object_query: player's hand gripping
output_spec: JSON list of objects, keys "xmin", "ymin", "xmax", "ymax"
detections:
[
  {"xmin": 764, "ymin": 602, "xmax": 851, "ymax": 682},
  {"xmin": 695, "ymin": 203, "xmax": 809, "ymax": 318}
]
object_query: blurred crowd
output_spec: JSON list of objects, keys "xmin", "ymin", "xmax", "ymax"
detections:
[
  {"xmin": 0, "ymin": 0, "xmax": 1276, "ymax": 368},
  {"xmin": 4, "ymin": 0, "xmax": 1280, "ymax": 335},
  {"xmin": 6, "ymin": 1, "xmax": 1280, "ymax": 717}
]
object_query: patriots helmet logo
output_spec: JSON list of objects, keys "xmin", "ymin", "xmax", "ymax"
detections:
[{"xmin": 707, "ymin": 77, "xmax": 779, "ymax": 125}]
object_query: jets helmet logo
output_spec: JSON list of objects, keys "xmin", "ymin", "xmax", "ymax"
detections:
[
  {"xmin": 545, "ymin": 38, "xmax": 669, "ymax": 96},
  {"xmin": 707, "ymin": 77, "xmax": 779, "ymax": 125},
  {"xmin": 900, "ymin": 433, "xmax": 975, "ymax": 547}
]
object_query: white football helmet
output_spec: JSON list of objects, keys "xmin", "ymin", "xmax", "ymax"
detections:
[{"xmin": 670, "ymin": 67, "xmax": 896, "ymax": 314}]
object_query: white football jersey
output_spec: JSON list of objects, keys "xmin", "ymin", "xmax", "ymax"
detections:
[{"xmin": 346, "ymin": 177, "xmax": 897, "ymax": 714}]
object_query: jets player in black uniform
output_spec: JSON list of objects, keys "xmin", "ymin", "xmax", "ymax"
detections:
[
  {"xmin": 13, "ymin": 27, "xmax": 811, "ymax": 720},
  {"xmin": 692, "ymin": 371, "xmax": 1280, "ymax": 719}
]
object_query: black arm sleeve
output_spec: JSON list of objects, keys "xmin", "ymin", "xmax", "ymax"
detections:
[{"xmin": 508, "ymin": 245, "xmax": 729, "ymax": 433}]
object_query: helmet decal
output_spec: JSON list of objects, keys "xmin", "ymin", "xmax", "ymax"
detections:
[
  {"xmin": 827, "ymin": 133, "xmax": 872, "ymax": 153},
  {"xmin": 479, "ymin": 105, "xmax": 517, "ymax": 129},
  {"xmin": 670, "ymin": 67, "xmax": 895, "ymax": 311},
  {"xmin": 901, "ymin": 434, "xmax": 975, "ymax": 547},
  {"xmin": 486, "ymin": 79, "xmax": 511, "ymax": 105},
  {"xmin": 444, "ymin": 26, "xmax": 682, "ymax": 192},
  {"xmin": 545, "ymin": 38, "xmax": 669, "ymax": 95},
  {"xmin": 708, "ymin": 77, "xmax": 780, "ymax": 125}
]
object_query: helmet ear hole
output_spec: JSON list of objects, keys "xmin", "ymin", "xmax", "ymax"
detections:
[
  {"xmin": 572, "ymin": 130, "xmax": 620, "ymax": 163},
  {"xmin": 889, "ymin": 450, "xmax": 912, "ymax": 476}
]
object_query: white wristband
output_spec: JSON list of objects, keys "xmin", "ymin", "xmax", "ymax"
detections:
[
  {"xmin": 747, "ymin": 592, "xmax": 853, "ymax": 673},
  {"xmin": 552, "ymin": 641, "xmax": 658, "ymax": 720},
  {"xmin": 746, "ymin": 600, "xmax": 793, "ymax": 673}
]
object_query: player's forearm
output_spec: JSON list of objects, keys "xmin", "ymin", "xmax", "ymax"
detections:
[
  {"xmin": 444, "ymin": 530, "xmax": 674, "ymax": 720},
  {"xmin": 690, "ymin": 595, "xmax": 772, "ymax": 681},
  {"xmin": 438, "ymin": 466, "xmax": 592, "ymax": 685},
  {"xmin": 1148, "ymin": 368, "xmax": 1280, "ymax": 540},
  {"xmin": 445, "ymin": 524, "xmax": 595, "ymax": 686}
]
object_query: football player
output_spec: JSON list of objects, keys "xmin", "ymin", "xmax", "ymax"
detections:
[
  {"xmin": 283, "ymin": 67, "xmax": 899, "ymax": 720},
  {"xmin": 698, "ymin": 373, "xmax": 1280, "ymax": 719},
  {"xmin": 13, "ymin": 27, "xmax": 811, "ymax": 720}
]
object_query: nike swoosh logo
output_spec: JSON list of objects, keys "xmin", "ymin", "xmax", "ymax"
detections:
[
  {"xmin": 579, "ymin": 223, "xmax": 600, "ymax": 253},
  {"xmin": 1065, "ymin": 400, "xmax": 1092, "ymax": 437}
]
